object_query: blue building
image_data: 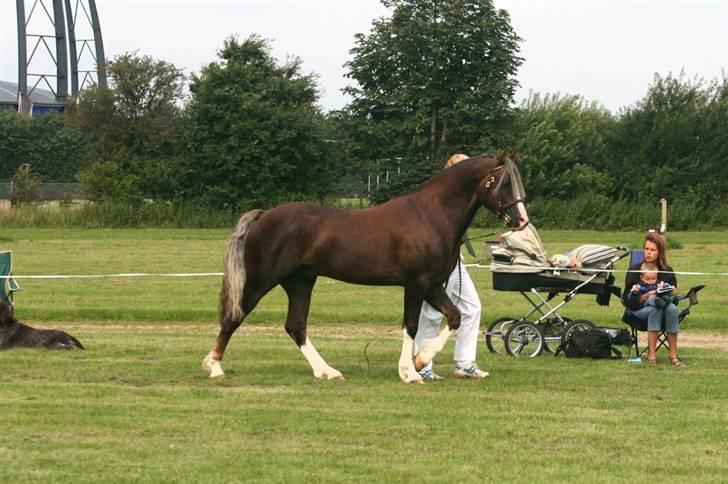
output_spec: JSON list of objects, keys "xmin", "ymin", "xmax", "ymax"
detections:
[
  {"xmin": 0, "ymin": 80, "xmax": 66, "ymax": 116},
  {"xmin": 6, "ymin": 1, "xmax": 106, "ymax": 117}
]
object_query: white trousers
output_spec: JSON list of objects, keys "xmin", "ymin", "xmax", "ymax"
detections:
[{"xmin": 414, "ymin": 263, "xmax": 482, "ymax": 370}]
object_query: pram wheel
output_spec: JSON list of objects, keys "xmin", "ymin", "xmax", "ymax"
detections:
[
  {"xmin": 485, "ymin": 317, "xmax": 516, "ymax": 354},
  {"xmin": 560, "ymin": 320, "xmax": 595, "ymax": 347},
  {"xmin": 504, "ymin": 320, "xmax": 544, "ymax": 357}
]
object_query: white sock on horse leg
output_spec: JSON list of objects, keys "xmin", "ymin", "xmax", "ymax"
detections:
[
  {"xmin": 399, "ymin": 329, "xmax": 423, "ymax": 383},
  {"xmin": 202, "ymin": 352, "xmax": 225, "ymax": 378},
  {"xmin": 414, "ymin": 327, "xmax": 453, "ymax": 371},
  {"xmin": 300, "ymin": 338, "xmax": 343, "ymax": 380}
]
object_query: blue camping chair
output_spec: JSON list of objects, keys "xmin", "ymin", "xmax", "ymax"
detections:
[
  {"xmin": 0, "ymin": 251, "xmax": 21, "ymax": 306},
  {"xmin": 620, "ymin": 249, "xmax": 705, "ymax": 357}
]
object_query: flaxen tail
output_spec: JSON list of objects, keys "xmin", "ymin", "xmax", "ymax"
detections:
[{"xmin": 219, "ymin": 209, "xmax": 264, "ymax": 324}]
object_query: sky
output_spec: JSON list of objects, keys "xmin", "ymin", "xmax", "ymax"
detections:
[{"xmin": 0, "ymin": 0, "xmax": 726, "ymax": 113}]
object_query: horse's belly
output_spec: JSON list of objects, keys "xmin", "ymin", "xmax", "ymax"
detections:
[
  {"xmin": 319, "ymin": 268, "xmax": 403, "ymax": 286},
  {"xmin": 312, "ymin": 257, "xmax": 404, "ymax": 286}
]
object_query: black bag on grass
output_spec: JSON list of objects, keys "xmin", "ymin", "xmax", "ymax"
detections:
[
  {"xmin": 556, "ymin": 328, "xmax": 622, "ymax": 359},
  {"xmin": 598, "ymin": 327, "xmax": 631, "ymax": 346}
]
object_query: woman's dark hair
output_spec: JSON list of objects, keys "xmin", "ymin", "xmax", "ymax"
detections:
[{"xmin": 644, "ymin": 232, "xmax": 669, "ymax": 271}]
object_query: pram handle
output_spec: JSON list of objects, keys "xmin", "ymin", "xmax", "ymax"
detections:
[{"xmin": 614, "ymin": 246, "xmax": 631, "ymax": 261}]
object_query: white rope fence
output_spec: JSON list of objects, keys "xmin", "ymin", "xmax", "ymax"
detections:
[
  {"xmin": 2, "ymin": 266, "xmax": 727, "ymax": 279},
  {"xmin": 1, "ymin": 273, "xmax": 223, "ymax": 279}
]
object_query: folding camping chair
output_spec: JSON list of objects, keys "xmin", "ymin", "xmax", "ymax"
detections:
[
  {"xmin": 0, "ymin": 251, "xmax": 22, "ymax": 306},
  {"xmin": 620, "ymin": 249, "xmax": 705, "ymax": 358}
]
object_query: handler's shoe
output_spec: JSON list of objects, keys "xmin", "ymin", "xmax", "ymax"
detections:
[
  {"xmin": 419, "ymin": 369, "xmax": 444, "ymax": 381},
  {"xmin": 453, "ymin": 364, "xmax": 490, "ymax": 379}
]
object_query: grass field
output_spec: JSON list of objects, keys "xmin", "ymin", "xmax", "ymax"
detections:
[{"xmin": 1, "ymin": 227, "xmax": 727, "ymax": 482}]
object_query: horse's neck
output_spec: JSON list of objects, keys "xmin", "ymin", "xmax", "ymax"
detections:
[
  {"xmin": 421, "ymin": 167, "xmax": 484, "ymax": 242},
  {"xmin": 443, "ymin": 165, "xmax": 486, "ymax": 227}
]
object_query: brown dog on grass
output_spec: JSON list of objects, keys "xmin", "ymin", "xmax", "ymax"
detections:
[{"xmin": 0, "ymin": 301, "xmax": 84, "ymax": 350}]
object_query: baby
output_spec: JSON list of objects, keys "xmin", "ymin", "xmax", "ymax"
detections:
[
  {"xmin": 629, "ymin": 262, "xmax": 673, "ymax": 308},
  {"xmin": 550, "ymin": 252, "xmax": 580, "ymax": 269}
]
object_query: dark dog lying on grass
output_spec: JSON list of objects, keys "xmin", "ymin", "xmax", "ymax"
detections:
[{"xmin": 0, "ymin": 301, "xmax": 84, "ymax": 350}]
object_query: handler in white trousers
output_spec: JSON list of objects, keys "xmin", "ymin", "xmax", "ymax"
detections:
[
  {"xmin": 414, "ymin": 153, "xmax": 489, "ymax": 381},
  {"xmin": 414, "ymin": 260, "xmax": 488, "ymax": 380}
]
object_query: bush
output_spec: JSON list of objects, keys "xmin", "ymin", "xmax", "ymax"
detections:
[
  {"xmin": 10, "ymin": 163, "xmax": 42, "ymax": 206},
  {"xmin": 468, "ymin": 195, "xmax": 720, "ymax": 231},
  {"xmin": 0, "ymin": 201, "xmax": 237, "ymax": 228}
]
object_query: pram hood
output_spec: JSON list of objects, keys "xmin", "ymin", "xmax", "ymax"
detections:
[
  {"xmin": 491, "ymin": 224, "xmax": 548, "ymax": 272},
  {"xmin": 490, "ymin": 224, "xmax": 620, "ymax": 284}
]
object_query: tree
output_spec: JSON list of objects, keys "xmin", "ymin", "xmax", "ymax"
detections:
[
  {"xmin": 610, "ymin": 73, "xmax": 722, "ymax": 205},
  {"xmin": 10, "ymin": 163, "xmax": 41, "ymax": 206},
  {"xmin": 698, "ymin": 76, "xmax": 728, "ymax": 205},
  {"xmin": 181, "ymin": 35, "xmax": 334, "ymax": 210},
  {"xmin": 508, "ymin": 93, "xmax": 616, "ymax": 202},
  {"xmin": 0, "ymin": 112, "xmax": 31, "ymax": 180},
  {"xmin": 0, "ymin": 112, "xmax": 88, "ymax": 182},
  {"xmin": 66, "ymin": 52, "xmax": 186, "ymax": 202},
  {"xmin": 344, "ymin": 0, "xmax": 522, "ymax": 174}
]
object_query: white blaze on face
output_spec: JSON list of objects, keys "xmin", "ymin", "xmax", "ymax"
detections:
[
  {"xmin": 515, "ymin": 201, "xmax": 529, "ymax": 230},
  {"xmin": 504, "ymin": 159, "xmax": 529, "ymax": 230}
]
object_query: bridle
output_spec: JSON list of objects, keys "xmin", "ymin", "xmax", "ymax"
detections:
[{"xmin": 481, "ymin": 161, "xmax": 528, "ymax": 223}]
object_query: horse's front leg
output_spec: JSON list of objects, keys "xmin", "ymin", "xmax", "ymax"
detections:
[
  {"xmin": 414, "ymin": 285, "xmax": 459, "ymax": 371},
  {"xmin": 282, "ymin": 275, "xmax": 343, "ymax": 380},
  {"xmin": 399, "ymin": 287, "xmax": 425, "ymax": 384}
]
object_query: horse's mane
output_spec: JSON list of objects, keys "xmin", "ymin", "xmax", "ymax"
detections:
[{"xmin": 407, "ymin": 153, "xmax": 499, "ymax": 194}]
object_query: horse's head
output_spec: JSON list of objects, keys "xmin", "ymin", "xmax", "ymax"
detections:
[
  {"xmin": 478, "ymin": 153, "xmax": 529, "ymax": 230},
  {"xmin": 0, "ymin": 300, "xmax": 13, "ymax": 324}
]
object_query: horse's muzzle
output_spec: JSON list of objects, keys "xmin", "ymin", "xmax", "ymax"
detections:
[{"xmin": 502, "ymin": 201, "xmax": 529, "ymax": 230}]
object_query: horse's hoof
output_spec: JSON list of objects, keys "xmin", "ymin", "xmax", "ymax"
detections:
[
  {"xmin": 203, "ymin": 354, "xmax": 225, "ymax": 378},
  {"xmin": 399, "ymin": 368, "xmax": 423, "ymax": 384},
  {"xmin": 209, "ymin": 366, "xmax": 225, "ymax": 378},
  {"xmin": 317, "ymin": 367, "xmax": 344, "ymax": 380}
]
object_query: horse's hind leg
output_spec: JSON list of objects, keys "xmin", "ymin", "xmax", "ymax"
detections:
[
  {"xmin": 203, "ymin": 282, "xmax": 268, "ymax": 378},
  {"xmin": 282, "ymin": 274, "xmax": 343, "ymax": 380}
]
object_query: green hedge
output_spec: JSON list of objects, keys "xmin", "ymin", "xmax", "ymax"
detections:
[
  {"xmin": 1, "ymin": 197, "xmax": 726, "ymax": 230},
  {"xmin": 0, "ymin": 201, "xmax": 236, "ymax": 228}
]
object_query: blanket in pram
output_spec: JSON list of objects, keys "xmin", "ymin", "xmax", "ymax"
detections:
[{"xmin": 490, "ymin": 225, "xmax": 618, "ymax": 294}]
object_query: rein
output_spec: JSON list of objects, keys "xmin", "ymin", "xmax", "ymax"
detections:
[{"xmin": 463, "ymin": 230, "xmax": 503, "ymax": 243}]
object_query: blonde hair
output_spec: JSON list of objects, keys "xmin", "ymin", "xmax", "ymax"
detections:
[
  {"xmin": 640, "ymin": 261, "xmax": 658, "ymax": 281},
  {"xmin": 444, "ymin": 153, "xmax": 469, "ymax": 168}
]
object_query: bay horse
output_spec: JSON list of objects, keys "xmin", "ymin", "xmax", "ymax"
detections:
[{"xmin": 203, "ymin": 153, "xmax": 529, "ymax": 383}]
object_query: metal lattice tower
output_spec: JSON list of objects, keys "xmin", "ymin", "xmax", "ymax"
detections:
[{"xmin": 15, "ymin": 0, "xmax": 106, "ymax": 114}]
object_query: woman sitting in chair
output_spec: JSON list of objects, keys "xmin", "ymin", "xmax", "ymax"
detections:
[{"xmin": 624, "ymin": 232, "xmax": 683, "ymax": 366}]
